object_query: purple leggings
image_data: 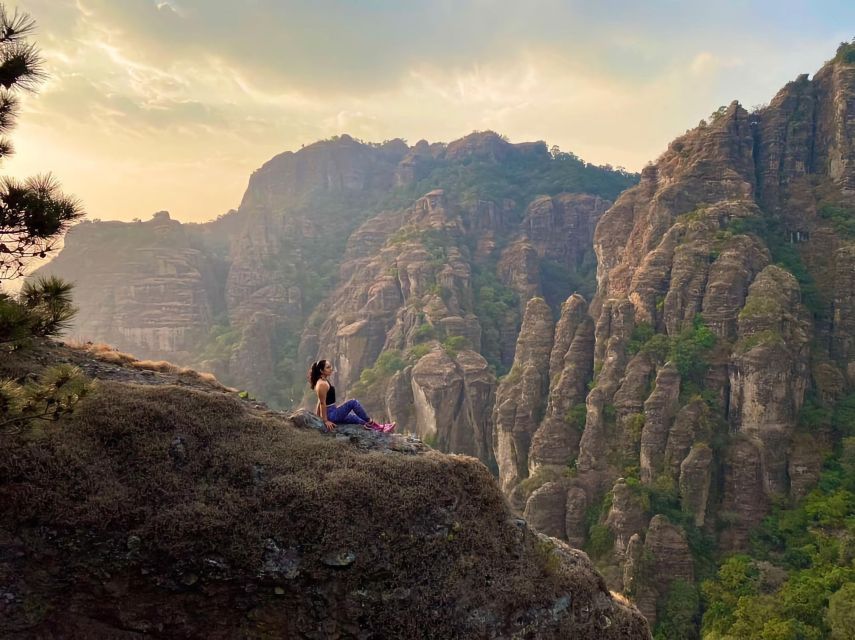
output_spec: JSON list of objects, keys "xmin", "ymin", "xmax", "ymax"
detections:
[{"xmin": 326, "ymin": 399, "xmax": 370, "ymax": 425}]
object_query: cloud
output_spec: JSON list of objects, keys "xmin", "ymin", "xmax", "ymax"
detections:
[{"xmin": 4, "ymin": 0, "xmax": 855, "ymax": 223}]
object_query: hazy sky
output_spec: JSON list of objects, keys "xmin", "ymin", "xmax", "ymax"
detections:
[{"xmin": 4, "ymin": 0, "xmax": 855, "ymax": 223}]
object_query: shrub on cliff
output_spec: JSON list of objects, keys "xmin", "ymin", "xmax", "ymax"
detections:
[
  {"xmin": 670, "ymin": 315, "xmax": 716, "ymax": 381},
  {"xmin": 834, "ymin": 39, "xmax": 855, "ymax": 64}
]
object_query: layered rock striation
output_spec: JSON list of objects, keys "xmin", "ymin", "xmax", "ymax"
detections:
[{"xmin": 34, "ymin": 212, "xmax": 224, "ymax": 363}]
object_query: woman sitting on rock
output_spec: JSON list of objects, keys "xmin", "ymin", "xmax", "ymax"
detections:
[{"xmin": 308, "ymin": 359, "xmax": 396, "ymax": 433}]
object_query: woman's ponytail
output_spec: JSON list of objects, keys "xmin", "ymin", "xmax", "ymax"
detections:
[{"xmin": 307, "ymin": 359, "xmax": 327, "ymax": 389}]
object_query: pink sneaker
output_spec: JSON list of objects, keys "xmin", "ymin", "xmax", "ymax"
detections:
[
  {"xmin": 365, "ymin": 420, "xmax": 384, "ymax": 431},
  {"xmin": 381, "ymin": 422, "xmax": 397, "ymax": 433}
]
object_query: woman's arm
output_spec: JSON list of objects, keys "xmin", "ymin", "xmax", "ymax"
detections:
[{"xmin": 315, "ymin": 381, "xmax": 335, "ymax": 431}]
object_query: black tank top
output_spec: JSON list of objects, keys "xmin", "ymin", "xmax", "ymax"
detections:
[{"xmin": 325, "ymin": 383, "xmax": 336, "ymax": 406}]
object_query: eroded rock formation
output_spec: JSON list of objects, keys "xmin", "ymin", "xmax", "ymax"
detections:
[
  {"xmin": 501, "ymin": 52, "xmax": 855, "ymax": 628},
  {"xmin": 40, "ymin": 132, "xmax": 625, "ymax": 464}
]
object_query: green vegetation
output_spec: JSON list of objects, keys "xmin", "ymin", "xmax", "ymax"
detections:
[
  {"xmin": 702, "ymin": 435, "xmax": 855, "ymax": 639},
  {"xmin": 818, "ymin": 202, "xmax": 855, "ymax": 238},
  {"xmin": 709, "ymin": 106, "xmax": 729, "ymax": 123},
  {"xmin": 677, "ymin": 206, "xmax": 710, "ymax": 223},
  {"xmin": 833, "ymin": 393, "xmax": 855, "ymax": 435},
  {"xmin": 0, "ymin": 7, "xmax": 83, "ymax": 279},
  {"xmin": 670, "ymin": 315, "xmax": 716, "ymax": 381},
  {"xmin": 625, "ymin": 412, "xmax": 645, "ymax": 444},
  {"xmin": 799, "ymin": 393, "xmax": 833, "ymax": 430},
  {"xmin": 0, "ymin": 7, "xmax": 90, "ymax": 431},
  {"xmin": 516, "ymin": 466, "xmax": 562, "ymax": 501},
  {"xmin": 727, "ymin": 214, "xmax": 826, "ymax": 316},
  {"xmin": 627, "ymin": 322, "xmax": 655, "ymax": 355},
  {"xmin": 539, "ymin": 253, "xmax": 598, "ymax": 308},
  {"xmin": 734, "ymin": 328, "xmax": 784, "ymax": 354},
  {"xmin": 738, "ymin": 296, "xmax": 781, "ymax": 321},
  {"xmin": 197, "ymin": 315, "xmax": 241, "ymax": 364},
  {"xmin": 828, "ymin": 583, "xmax": 855, "ymax": 639},
  {"xmin": 356, "ymin": 350, "xmax": 406, "ymax": 389},
  {"xmin": 798, "ymin": 392, "xmax": 855, "ymax": 434},
  {"xmin": 409, "ymin": 343, "xmax": 432, "ymax": 360},
  {"xmin": 412, "ymin": 322, "xmax": 436, "ymax": 343},
  {"xmin": 1, "ymin": 276, "xmax": 77, "ymax": 346},
  {"xmin": 627, "ymin": 315, "xmax": 716, "ymax": 383},
  {"xmin": 641, "ymin": 333, "xmax": 672, "ymax": 363},
  {"xmin": 380, "ymin": 139, "xmax": 638, "ymax": 213},
  {"xmin": 834, "ymin": 39, "xmax": 855, "ymax": 65},
  {"xmin": 1, "ymin": 276, "xmax": 90, "ymax": 431},
  {"xmin": 587, "ymin": 523, "xmax": 615, "ymax": 558},
  {"xmin": 564, "ymin": 403, "xmax": 587, "ymax": 431},
  {"xmin": 0, "ymin": 363, "xmax": 89, "ymax": 432},
  {"xmin": 472, "ymin": 263, "xmax": 518, "ymax": 375},
  {"xmin": 442, "ymin": 335, "xmax": 468, "ymax": 357},
  {"xmin": 603, "ymin": 403, "xmax": 617, "ymax": 423},
  {"xmin": 192, "ymin": 134, "xmax": 635, "ymax": 408},
  {"xmin": 655, "ymin": 579, "xmax": 700, "ymax": 640},
  {"xmin": 619, "ymin": 471, "xmax": 718, "ymax": 581},
  {"xmin": 583, "ymin": 490, "xmax": 615, "ymax": 559}
]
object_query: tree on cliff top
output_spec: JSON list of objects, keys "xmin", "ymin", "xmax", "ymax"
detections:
[
  {"xmin": 0, "ymin": 5, "xmax": 87, "ymax": 432},
  {"xmin": 0, "ymin": 5, "xmax": 82, "ymax": 281}
]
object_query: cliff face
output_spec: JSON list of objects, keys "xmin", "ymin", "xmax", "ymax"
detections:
[
  {"xmin": 499, "ymin": 53, "xmax": 855, "ymax": 628},
  {"xmin": 41, "ymin": 131, "xmax": 632, "ymax": 468},
  {"xmin": 223, "ymin": 136, "xmax": 411, "ymax": 397},
  {"xmin": 34, "ymin": 211, "xmax": 225, "ymax": 363},
  {"xmin": 310, "ymin": 176, "xmax": 608, "ymax": 466}
]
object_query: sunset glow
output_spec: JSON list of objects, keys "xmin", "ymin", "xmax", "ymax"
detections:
[{"xmin": 6, "ymin": 0, "xmax": 854, "ymax": 222}]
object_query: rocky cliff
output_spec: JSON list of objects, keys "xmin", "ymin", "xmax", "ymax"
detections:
[
  {"xmin": 0, "ymin": 340, "xmax": 651, "ymax": 639},
  {"xmin": 35, "ymin": 211, "xmax": 225, "ymax": 364},
  {"xmin": 497, "ymin": 48, "xmax": 855, "ymax": 633},
  {"xmin": 39, "ymin": 132, "xmax": 634, "ymax": 463}
]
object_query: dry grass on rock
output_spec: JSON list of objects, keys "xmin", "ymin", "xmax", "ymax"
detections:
[{"xmin": 1, "ymin": 379, "xmax": 648, "ymax": 638}]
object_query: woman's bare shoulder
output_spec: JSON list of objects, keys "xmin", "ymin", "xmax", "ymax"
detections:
[{"xmin": 316, "ymin": 379, "xmax": 330, "ymax": 390}]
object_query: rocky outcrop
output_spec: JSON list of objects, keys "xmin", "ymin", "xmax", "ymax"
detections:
[
  {"xmin": 635, "ymin": 516, "xmax": 695, "ymax": 627},
  {"xmin": 564, "ymin": 486, "xmax": 591, "ymax": 549},
  {"xmin": 529, "ymin": 295, "xmax": 595, "ymax": 473},
  {"xmin": 728, "ymin": 265, "xmax": 811, "ymax": 504},
  {"xmin": 0, "ymin": 341, "xmax": 651, "ymax": 639},
  {"xmin": 524, "ymin": 481, "xmax": 570, "ymax": 540},
  {"xmin": 640, "ymin": 364, "xmax": 681, "ymax": 484},
  {"xmin": 41, "ymin": 133, "xmax": 631, "ymax": 476},
  {"xmin": 223, "ymin": 138, "xmax": 412, "ymax": 398},
  {"xmin": 720, "ymin": 437, "xmax": 769, "ymax": 549},
  {"xmin": 493, "ymin": 297, "xmax": 554, "ymax": 497},
  {"xmin": 679, "ymin": 444, "xmax": 714, "ymax": 527},
  {"xmin": 513, "ymin": 51, "xmax": 855, "ymax": 630},
  {"xmin": 605, "ymin": 479, "xmax": 648, "ymax": 561},
  {"xmin": 409, "ymin": 346, "xmax": 495, "ymax": 461},
  {"xmin": 499, "ymin": 194, "xmax": 610, "ymax": 306},
  {"xmin": 522, "ymin": 194, "xmax": 609, "ymax": 267},
  {"xmin": 832, "ymin": 244, "xmax": 855, "ymax": 383}
]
